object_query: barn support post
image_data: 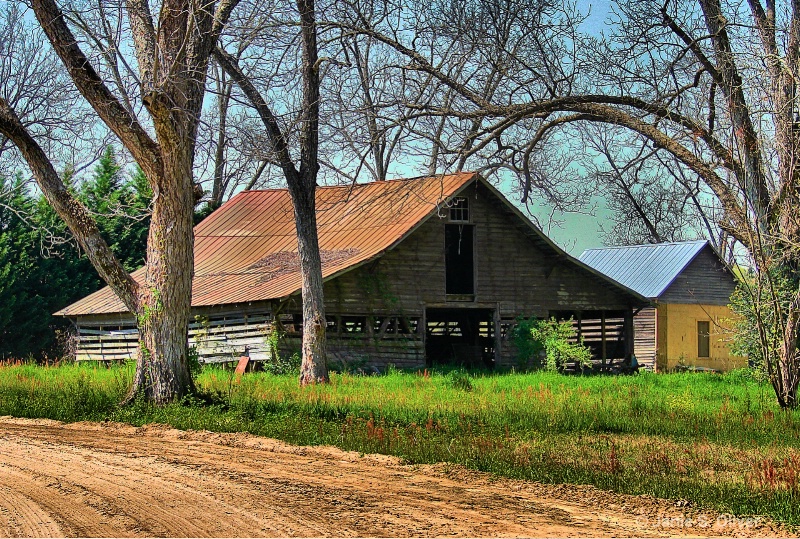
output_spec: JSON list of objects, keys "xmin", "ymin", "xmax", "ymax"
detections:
[
  {"xmin": 601, "ymin": 311, "xmax": 607, "ymax": 371},
  {"xmin": 493, "ymin": 305, "xmax": 501, "ymax": 366},
  {"xmin": 420, "ymin": 303, "xmax": 427, "ymax": 367},
  {"xmin": 624, "ymin": 308, "xmax": 635, "ymax": 360}
]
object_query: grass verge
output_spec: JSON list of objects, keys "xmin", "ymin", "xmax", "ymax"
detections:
[{"xmin": 1, "ymin": 363, "xmax": 799, "ymax": 524}]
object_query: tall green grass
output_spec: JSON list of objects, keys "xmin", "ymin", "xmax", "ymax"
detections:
[{"xmin": 1, "ymin": 363, "xmax": 799, "ymax": 524}]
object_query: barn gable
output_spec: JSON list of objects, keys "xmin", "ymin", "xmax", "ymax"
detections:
[{"xmin": 659, "ymin": 246, "xmax": 736, "ymax": 305}]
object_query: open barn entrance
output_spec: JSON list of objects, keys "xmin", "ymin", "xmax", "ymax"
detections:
[{"xmin": 425, "ymin": 308, "xmax": 494, "ymax": 368}]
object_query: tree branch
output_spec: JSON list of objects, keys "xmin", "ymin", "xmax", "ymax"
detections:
[
  {"xmin": 125, "ymin": 0, "xmax": 157, "ymax": 91},
  {"xmin": 0, "ymin": 98, "xmax": 140, "ymax": 314},
  {"xmin": 213, "ymin": 46, "xmax": 300, "ymax": 183},
  {"xmin": 30, "ymin": 0, "xmax": 162, "ymax": 181}
]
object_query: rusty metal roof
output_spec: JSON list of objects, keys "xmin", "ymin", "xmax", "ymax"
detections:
[{"xmin": 57, "ymin": 173, "xmax": 478, "ymax": 316}]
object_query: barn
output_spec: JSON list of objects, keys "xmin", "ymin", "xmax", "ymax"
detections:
[
  {"xmin": 58, "ymin": 172, "xmax": 649, "ymax": 370},
  {"xmin": 579, "ymin": 240, "xmax": 746, "ymax": 372}
]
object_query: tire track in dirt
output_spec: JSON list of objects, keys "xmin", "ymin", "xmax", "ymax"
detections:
[
  {"xmin": 0, "ymin": 417, "xmax": 791, "ymax": 538},
  {"xmin": 0, "ymin": 481, "xmax": 63, "ymax": 537}
]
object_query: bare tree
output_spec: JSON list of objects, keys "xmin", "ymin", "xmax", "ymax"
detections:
[
  {"xmin": 333, "ymin": 0, "xmax": 800, "ymax": 407},
  {"xmin": 214, "ymin": 0, "xmax": 329, "ymax": 384},
  {"xmin": 576, "ymin": 124, "xmax": 720, "ymax": 247},
  {"xmin": 0, "ymin": 0, "xmax": 239, "ymax": 404}
]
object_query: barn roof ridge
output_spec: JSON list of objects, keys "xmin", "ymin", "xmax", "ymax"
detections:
[
  {"xmin": 581, "ymin": 239, "xmax": 707, "ymax": 252},
  {"xmin": 238, "ymin": 171, "xmax": 476, "ymax": 194}
]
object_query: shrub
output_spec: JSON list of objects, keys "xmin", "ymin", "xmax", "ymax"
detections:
[
  {"xmin": 446, "ymin": 369, "xmax": 473, "ymax": 391},
  {"xmin": 513, "ymin": 317, "xmax": 592, "ymax": 371}
]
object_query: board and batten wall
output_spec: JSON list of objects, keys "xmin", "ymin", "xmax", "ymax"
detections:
[{"xmin": 322, "ymin": 181, "xmax": 641, "ymax": 367}]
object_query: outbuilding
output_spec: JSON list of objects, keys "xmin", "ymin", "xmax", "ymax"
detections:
[
  {"xmin": 579, "ymin": 240, "xmax": 746, "ymax": 372},
  {"xmin": 59, "ymin": 173, "xmax": 649, "ymax": 369}
]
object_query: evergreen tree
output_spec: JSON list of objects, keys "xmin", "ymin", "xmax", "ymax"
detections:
[
  {"xmin": 0, "ymin": 175, "xmax": 96, "ymax": 358},
  {"xmin": 81, "ymin": 147, "xmax": 151, "ymax": 272},
  {"xmin": 0, "ymin": 146, "xmax": 152, "ymax": 359}
]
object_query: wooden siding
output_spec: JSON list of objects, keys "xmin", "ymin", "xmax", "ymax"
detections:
[
  {"xmin": 321, "ymin": 182, "xmax": 639, "ymax": 367},
  {"xmin": 660, "ymin": 247, "xmax": 736, "ymax": 305},
  {"xmin": 633, "ymin": 307, "xmax": 657, "ymax": 371},
  {"xmin": 76, "ymin": 310, "xmax": 274, "ymax": 364},
  {"xmin": 282, "ymin": 335, "xmax": 424, "ymax": 371},
  {"xmin": 323, "ymin": 183, "xmax": 634, "ymax": 316}
]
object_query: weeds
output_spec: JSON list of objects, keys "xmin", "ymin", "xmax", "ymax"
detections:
[{"xmin": 0, "ymin": 364, "xmax": 799, "ymax": 524}]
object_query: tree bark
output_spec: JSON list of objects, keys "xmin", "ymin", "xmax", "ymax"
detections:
[
  {"xmin": 127, "ymin": 145, "xmax": 197, "ymax": 403},
  {"xmin": 295, "ymin": 0, "xmax": 328, "ymax": 384},
  {"xmin": 292, "ymin": 184, "xmax": 328, "ymax": 384}
]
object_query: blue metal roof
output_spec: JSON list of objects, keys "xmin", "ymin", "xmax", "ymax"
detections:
[{"xmin": 578, "ymin": 240, "xmax": 709, "ymax": 299}]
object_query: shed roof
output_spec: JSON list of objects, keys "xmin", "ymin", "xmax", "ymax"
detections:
[
  {"xmin": 578, "ymin": 240, "xmax": 712, "ymax": 299},
  {"xmin": 58, "ymin": 172, "xmax": 647, "ymax": 316}
]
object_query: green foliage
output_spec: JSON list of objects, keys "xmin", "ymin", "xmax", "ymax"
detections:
[
  {"xmin": 0, "ymin": 174, "xmax": 98, "ymax": 359},
  {"xmin": 728, "ymin": 268, "xmax": 796, "ymax": 376},
  {"xmin": 261, "ymin": 327, "xmax": 301, "ymax": 375},
  {"xmin": 512, "ymin": 317, "xmax": 592, "ymax": 371},
  {"xmin": 0, "ymin": 146, "xmax": 152, "ymax": 360},
  {"xmin": 446, "ymin": 369, "xmax": 473, "ymax": 391},
  {"xmin": 78, "ymin": 146, "xmax": 152, "ymax": 272},
  {"xmin": 261, "ymin": 351, "xmax": 302, "ymax": 376},
  {"xmin": 187, "ymin": 346, "xmax": 202, "ymax": 377},
  {"xmin": 1, "ymin": 365, "xmax": 799, "ymax": 524}
]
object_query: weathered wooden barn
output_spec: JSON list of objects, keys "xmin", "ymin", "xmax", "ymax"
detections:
[
  {"xmin": 58, "ymin": 173, "xmax": 649, "ymax": 369},
  {"xmin": 579, "ymin": 240, "xmax": 746, "ymax": 372}
]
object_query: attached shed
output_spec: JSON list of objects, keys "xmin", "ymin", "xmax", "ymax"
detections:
[
  {"xmin": 58, "ymin": 173, "xmax": 648, "ymax": 369},
  {"xmin": 579, "ymin": 240, "xmax": 746, "ymax": 372}
]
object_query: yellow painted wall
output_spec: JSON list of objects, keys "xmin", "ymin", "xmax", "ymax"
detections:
[{"xmin": 655, "ymin": 303, "xmax": 747, "ymax": 372}]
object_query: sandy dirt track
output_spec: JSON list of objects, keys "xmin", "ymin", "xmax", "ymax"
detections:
[{"xmin": 0, "ymin": 417, "xmax": 791, "ymax": 538}]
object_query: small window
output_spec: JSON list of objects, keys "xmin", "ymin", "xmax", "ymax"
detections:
[
  {"xmin": 698, "ymin": 321, "xmax": 710, "ymax": 358},
  {"xmin": 449, "ymin": 197, "xmax": 469, "ymax": 222},
  {"xmin": 326, "ymin": 316, "xmax": 339, "ymax": 334}
]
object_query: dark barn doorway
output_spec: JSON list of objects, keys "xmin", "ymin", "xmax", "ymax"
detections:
[
  {"xmin": 445, "ymin": 224, "xmax": 475, "ymax": 295},
  {"xmin": 425, "ymin": 308, "xmax": 494, "ymax": 368}
]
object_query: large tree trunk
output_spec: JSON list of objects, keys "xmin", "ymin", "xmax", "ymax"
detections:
[
  {"xmin": 213, "ymin": 44, "xmax": 330, "ymax": 384},
  {"xmin": 17, "ymin": 0, "xmax": 241, "ymax": 404},
  {"xmin": 295, "ymin": 0, "xmax": 328, "ymax": 385},
  {"xmin": 291, "ymin": 186, "xmax": 329, "ymax": 385},
  {"xmin": 127, "ymin": 151, "xmax": 196, "ymax": 404}
]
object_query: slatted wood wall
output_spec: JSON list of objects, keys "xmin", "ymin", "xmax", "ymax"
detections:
[
  {"xmin": 633, "ymin": 307, "xmax": 657, "ymax": 370},
  {"xmin": 76, "ymin": 313, "xmax": 273, "ymax": 363}
]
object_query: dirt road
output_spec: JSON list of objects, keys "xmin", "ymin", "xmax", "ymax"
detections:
[{"xmin": 0, "ymin": 417, "xmax": 789, "ymax": 537}]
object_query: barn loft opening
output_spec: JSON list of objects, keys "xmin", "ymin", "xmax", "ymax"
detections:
[
  {"xmin": 425, "ymin": 308, "xmax": 494, "ymax": 368},
  {"xmin": 448, "ymin": 196, "xmax": 470, "ymax": 222},
  {"xmin": 445, "ymin": 224, "xmax": 475, "ymax": 296}
]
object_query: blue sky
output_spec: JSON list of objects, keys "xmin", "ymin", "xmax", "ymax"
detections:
[
  {"xmin": 518, "ymin": 0, "xmax": 615, "ymax": 255},
  {"xmin": 580, "ymin": 0, "xmax": 614, "ymax": 35}
]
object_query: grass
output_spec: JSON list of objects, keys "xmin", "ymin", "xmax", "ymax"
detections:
[{"xmin": 1, "ymin": 362, "xmax": 800, "ymax": 525}]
